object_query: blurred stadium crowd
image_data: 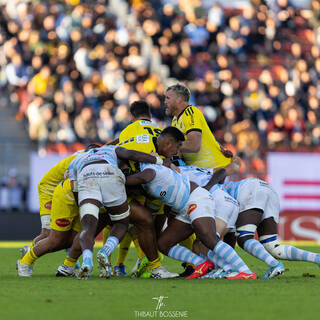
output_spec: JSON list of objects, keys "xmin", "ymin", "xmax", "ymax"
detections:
[{"xmin": 1, "ymin": 0, "xmax": 320, "ymax": 210}]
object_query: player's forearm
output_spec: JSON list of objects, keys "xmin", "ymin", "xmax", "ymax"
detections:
[
  {"xmin": 116, "ymin": 147, "xmax": 161, "ymax": 165},
  {"xmin": 203, "ymin": 169, "xmax": 226, "ymax": 191},
  {"xmin": 180, "ymin": 140, "xmax": 201, "ymax": 153},
  {"xmin": 125, "ymin": 174, "xmax": 149, "ymax": 186}
]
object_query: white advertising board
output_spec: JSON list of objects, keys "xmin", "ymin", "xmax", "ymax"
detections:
[
  {"xmin": 29, "ymin": 152, "xmax": 70, "ymax": 212},
  {"xmin": 268, "ymin": 152, "xmax": 320, "ymax": 211}
]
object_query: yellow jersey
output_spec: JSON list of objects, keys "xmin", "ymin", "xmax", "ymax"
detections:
[
  {"xmin": 172, "ymin": 105, "xmax": 231, "ymax": 169},
  {"xmin": 118, "ymin": 119, "xmax": 164, "ymax": 213},
  {"xmin": 38, "ymin": 152, "xmax": 81, "ymax": 197},
  {"xmin": 118, "ymin": 119, "xmax": 162, "ymax": 154}
]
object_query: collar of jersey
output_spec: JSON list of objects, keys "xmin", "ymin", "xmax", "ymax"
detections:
[{"xmin": 176, "ymin": 105, "xmax": 191, "ymax": 120}]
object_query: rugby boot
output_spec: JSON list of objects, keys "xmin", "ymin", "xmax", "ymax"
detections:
[
  {"xmin": 226, "ymin": 272, "xmax": 257, "ymax": 279},
  {"xmin": 262, "ymin": 262, "xmax": 285, "ymax": 279},
  {"xmin": 179, "ymin": 262, "xmax": 195, "ymax": 278},
  {"xmin": 186, "ymin": 260, "xmax": 214, "ymax": 279},
  {"xmin": 17, "ymin": 261, "xmax": 33, "ymax": 277},
  {"xmin": 150, "ymin": 266, "xmax": 179, "ymax": 279},
  {"xmin": 113, "ymin": 263, "xmax": 127, "ymax": 276},
  {"xmin": 56, "ymin": 264, "xmax": 76, "ymax": 277},
  {"xmin": 96, "ymin": 249, "xmax": 112, "ymax": 278},
  {"xmin": 77, "ymin": 258, "xmax": 93, "ymax": 280}
]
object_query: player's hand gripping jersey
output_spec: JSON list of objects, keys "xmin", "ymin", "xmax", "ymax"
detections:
[{"xmin": 171, "ymin": 105, "xmax": 231, "ymax": 169}]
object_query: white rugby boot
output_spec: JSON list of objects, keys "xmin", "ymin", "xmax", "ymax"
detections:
[
  {"xmin": 56, "ymin": 264, "xmax": 76, "ymax": 277},
  {"xmin": 150, "ymin": 266, "xmax": 179, "ymax": 279},
  {"xmin": 17, "ymin": 261, "xmax": 33, "ymax": 277}
]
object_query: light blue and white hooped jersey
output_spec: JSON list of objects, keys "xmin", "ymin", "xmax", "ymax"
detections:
[
  {"xmin": 68, "ymin": 145, "xmax": 119, "ymax": 181},
  {"xmin": 178, "ymin": 165, "xmax": 222, "ymax": 194},
  {"xmin": 223, "ymin": 178, "xmax": 253, "ymax": 200},
  {"xmin": 140, "ymin": 163, "xmax": 190, "ymax": 212}
]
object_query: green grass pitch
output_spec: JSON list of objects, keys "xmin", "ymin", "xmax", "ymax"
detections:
[{"xmin": 1, "ymin": 246, "xmax": 320, "ymax": 320}]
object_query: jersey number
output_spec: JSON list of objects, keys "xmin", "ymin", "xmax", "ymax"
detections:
[{"xmin": 143, "ymin": 127, "xmax": 162, "ymax": 136}]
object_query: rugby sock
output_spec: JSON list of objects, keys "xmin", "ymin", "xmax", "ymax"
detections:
[
  {"xmin": 244, "ymin": 239, "xmax": 279, "ymax": 267},
  {"xmin": 64, "ymin": 257, "xmax": 77, "ymax": 268},
  {"xmin": 116, "ymin": 232, "xmax": 132, "ymax": 266},
  {"xmin": 103, "ymin": 236, "xmax": 119, "ymax": 256},
  {"xmin": 209, "ymin": 241, "xmax": 252, "ymax": 273},
  {"xmin": 102, "ymin": 226, "xmax": 111, "ymax": 245},
  {"xmin": 179, "ymin": 233, "xmax": 196, "ymax": 251},
  {"xmin": 207, "ymin": 252, "xmax": 233, "ymax": 272},
  {"xmin": 149, "ymin": 257, "xmax": 162, "ymax": 270},
  {"xmin": 31, "ymin": 240, "xmax": 36, "ymax": 247},
  {"xmin": 20, "ymin": 247, "xmax": 38, "ymax": 266},
  {"xmin": 277, "ymin": 245, "xmax": 320, "ymax": 264},
  {"xmin": 82, "ymin": 249, "xmax": 93, "ymax": 264},
  {"xmin": 168, "ymin": 245, "xmax": 205, "ymax": 266},
  {"xmin": 133, "ymin": 238, "xmax": 145, "ymax": 259},
  {"xmin": 199, "ymin": 253, "xmax": 207, "ymax": 260},
  {"xmin": 260, "ymin": 235, "xmax": 320, "ymax": 264}
]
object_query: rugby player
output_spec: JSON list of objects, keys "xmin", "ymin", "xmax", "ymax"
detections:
[
  {"xmin": 18, "ymin": 144, "xmax": 101, "ymax": 263},
  {"xmin": 125, "ymin": 127, "xmax": 256, "ymax": 280},
  {"xmin": 164, "ymin": 83, "xmax": 233, "ymax": 275},
  {"xmin": 18, "ymin": 178, "xmax": 81, "ymax": 276},
  {"xmin": 68, "ymin": 145, "xmax": 171, "ymax": 279},
  {"xmin": 224, "ymin": 178, "xmax": 320, "ymax": 278},
  {"xmin": 164, "ymin": 83, "xmax": 233, "ymax": 169},
  {"xmin": 34, "ymin": 153, "xmax": 80, "ymax": 245},
  {"xmin": 114, "ymin": 100, "xmax": 183, "ymax": 278},
  {"xmin": 114, "ymin": 100, "xmax": 163, "ymax": 276},
  {"xmin": 30, "ymin": 144, "xmax": 100, "ymax": 246}
]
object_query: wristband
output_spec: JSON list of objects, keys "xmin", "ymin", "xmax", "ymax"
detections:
[{"xmin": 156, "ymin": 156, "xmax": 163, "ymax": 165}]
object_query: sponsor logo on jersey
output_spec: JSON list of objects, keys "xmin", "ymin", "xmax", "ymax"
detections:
[
  {"xmin": 136, "ymin": 134, "xmax": 150, "ymax": 143},
  {"xmin": 56, "ymin": 219, "xmax": 70, "ymax": 227},
  {"xmin": 187, "ymin": 204, "xmax": 197, "ymax": 215},
  {"xmin": 160, "ymin": 191, "xmax": 167, "ymax": 197},
  {"xmin": 44, "ymin": 201, "xmax": 52, "ymax": 210}
]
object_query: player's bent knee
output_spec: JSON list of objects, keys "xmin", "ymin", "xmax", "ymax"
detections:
[
  {"xmin": 259, "ymin": 234, "xmax": 285, "ymax": 258},
  {"xmin": 236, "ymin": 224, "xmax": 257, "ymax": 247},
  {"xmin": 80, "ymin": 203, "xmax": 100, "ymax": 220}
]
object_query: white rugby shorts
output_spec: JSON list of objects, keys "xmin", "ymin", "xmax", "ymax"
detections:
[
  {"xmin": 175, "ymin": 187, "xmax": 215, "ymax": 224},
  {"xmin": 78, "ymin": 163, "xmax": 127, "ymax": 207},
  {"xmin": 213, "ymin": 189, "xmax": 239, "ymax": 229},
  {"xmin": 238, "ymin": 179, "xmax": 280, "ymax": 223}
]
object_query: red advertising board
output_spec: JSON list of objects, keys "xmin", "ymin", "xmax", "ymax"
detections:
[
  {"xmin": 279, "ymin": 211, "xmax": 320, "ymax": 242},
  {"xmin": 268, "ymin": 153, "xmax": 320, "ymax": 241}
]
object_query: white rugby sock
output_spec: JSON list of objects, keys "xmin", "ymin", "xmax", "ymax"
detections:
[
  {"xmin": 244, "ymin": 239, "xmax": 279, "ymax": 267},
  {"xmin": 207, "ymin": 253, "xmax": 233, "ymax": 272},
  {"xmin": 278, "ymin": 245, "xmax": 320, "ymax": 264},
  {"xmin": 103, "ymin": 236, "xmax": 119, "ymax": 256},
  {"xmin": 168, "ymin": 245, "xmax": 205, "ymax": 266},
  {"xmin": 83, "ymin": 249, "xmax": 93, "ymax": 264},
  {"xmin": 208, "ymin": 241, "xmax": 252, "ymax": 273}
]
